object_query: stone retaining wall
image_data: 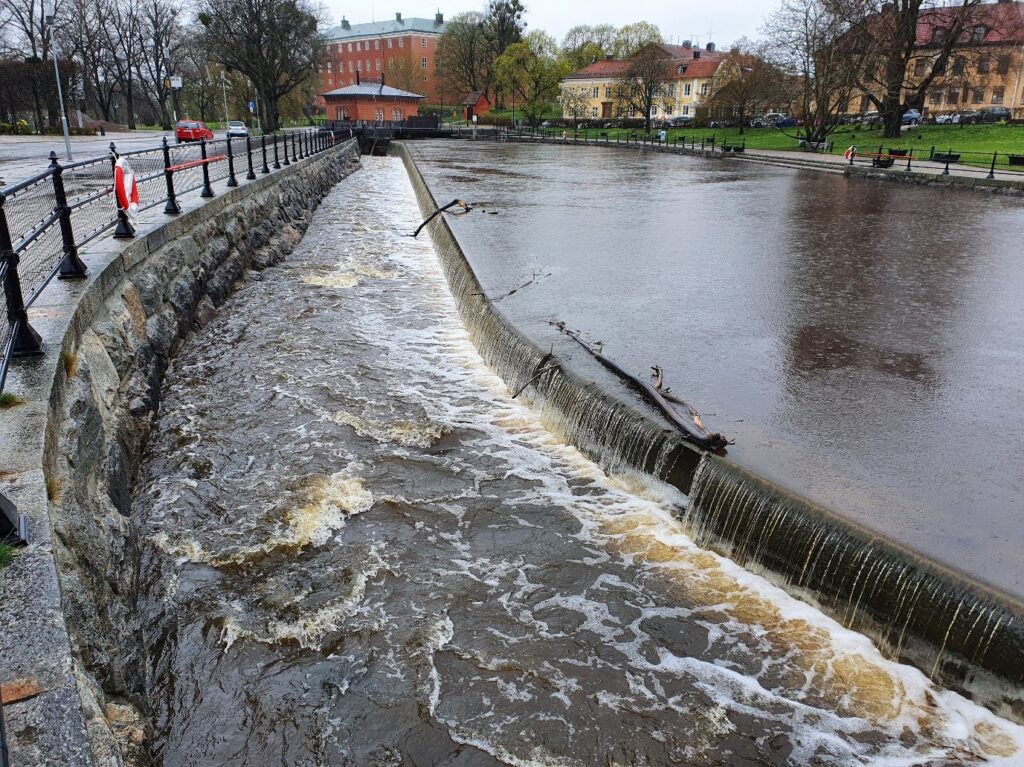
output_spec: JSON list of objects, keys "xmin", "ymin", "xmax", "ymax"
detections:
[{"xmin": 0, "ymin": 139, "xmax": 360, "ymax": 766}]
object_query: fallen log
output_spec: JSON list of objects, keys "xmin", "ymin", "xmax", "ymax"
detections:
[
  {"xmin": 552, "ymin": 321, "xmax": 730, "ymax": 451},
  {"xmin": 410, "ymin": 198, "xmax": 471, "ymax": 238}
]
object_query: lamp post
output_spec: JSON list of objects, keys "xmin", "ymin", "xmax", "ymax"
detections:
[
  {"xmin": 44, "ymin": 0, "xmax": 72, "ymax": 161},
  {"xmin": 220, "ymin": 70, "xmax": 230, "ymax": 126}
]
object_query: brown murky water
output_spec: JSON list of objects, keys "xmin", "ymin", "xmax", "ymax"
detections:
[
  {"xmin": 135, "ymin": 157, "xmax": 1024, "ymax": 765},
  {"xmin": 406, "ymin": 140, "xmax": 1024, "ymax": 600}
]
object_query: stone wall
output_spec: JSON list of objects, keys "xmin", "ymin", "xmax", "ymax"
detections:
[{"xmin": 0, "ymin": 139, "xmax": 360, "ymax": 766}]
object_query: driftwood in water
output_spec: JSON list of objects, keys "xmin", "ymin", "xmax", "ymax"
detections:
[
  {"xmin": 473, "ymin": 270, "xmax": 552, "ymax": 303},
  {"xmin": 552, "ymin": 321, "xmax": 730, "ymax": 451},
  {"xmin": 411, "ymin": 199, "xmax": 471, "ymax": 237}
]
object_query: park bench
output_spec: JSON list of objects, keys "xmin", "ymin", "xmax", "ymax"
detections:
[
  {"xmin": 721, "ymin": 144, "xmax": 745, "ymax": 153},
  {"xmin": 933, "ymin": 152, "xmax": 960, "ymax": 164},
  {"xmin": 798, "ymin": 139, "xmax": 830, "ymax": 151},
  {"xmin": 888, "ymin": 148, "xmax": 908, "ymax": 157},
  {"xmin": 858, "ymin": 151, "xmax": 901, "ymax": 168},
  {"xmin": 1008, "ymin": 155, "xmax": 1024, "ymax": 166}
]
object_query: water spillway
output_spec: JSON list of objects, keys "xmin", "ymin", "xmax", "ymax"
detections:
[
  {"xmin": 129, "ymin": 156, "xmax": 1024, "ymax": 764},
  {"xmin": 395, "ymin": 140, "xmax": 1024, "ymax": 722}
]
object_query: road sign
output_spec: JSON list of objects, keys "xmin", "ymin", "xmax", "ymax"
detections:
[
  {"xmin": 248, "ymin": 100, "xmax": 254, "ymax": 112},
  {"xmin": 170, "ymin": 76, "xmax": 183, "ymax": 89}
]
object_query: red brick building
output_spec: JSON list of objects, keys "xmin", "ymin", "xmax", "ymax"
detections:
[
  {"xmin": 322, "ymin": 81, "xmax": 425, "ymax": 121},
  {"xmin": 319, "ymin": 12, "xmax": 446, "ymax": 108},
  {"xmin": 461, "ymin": 91, "xmax": 491, "ymax": 121}
]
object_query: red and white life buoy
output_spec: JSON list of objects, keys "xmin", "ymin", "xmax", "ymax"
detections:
[
  {"xmin": 844, "ymin": 146, "xmax": 857, "ymax": 161},
  {"xmin": 114, "ymin": 156, "xmax": 139, "ymax": 217}
]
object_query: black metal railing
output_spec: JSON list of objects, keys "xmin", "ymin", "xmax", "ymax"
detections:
[{"xmin": 0, "ymin": 128, "xmax": 340, "ymax": 396}]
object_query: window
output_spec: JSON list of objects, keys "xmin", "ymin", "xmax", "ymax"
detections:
[
  {"xmin": 947, "ymin": 86, "xmax": 959, "ymax": 103},
  {"xmin": 700, "ymin": 83, "xmax": 708, "ymax": 96},
  {"xmin": 348, "ymin": 61, "xmax": 353, "ymax": 72},
  {"xmin": 970, "ymin": 25, "xmax": 987, "ymax": 44},
  {"xmin": 604, "ymin": 86, "xmax": 611, "ymax": 98},
  {"xmin": 388, "ymin": 38, "xmax": 393, "ymax": 48},
  {"xmin": 375, "ymin": 108, "xmax": 383, "ymax": 120},
  {"xmin": 392, "ymin": 108, "xmax": 403, "ymax": 120},
  {"xmin": 971, "ymin": 88, "xmax": 984, "ymax": 103},
  {"xmin": 979, "ymin": 56, "xmax": 990, "ymax": 74},
  {"xmin": 592, "ymin": 86, "xmax": 599, "ymax": 98},
  {"xmin": 682, "ymin": 105, "xmax": 689, "ymax": 115},
  {"xmin": 914, "ymin": 59, "xmax": 926, "ymax": 77},
  {"xmin": 930, "ymin": 28, "xmax": 948, "ymax": 45},
  {"xmin": 356, "ymin": 60, "xmax": 362, "ymax": 71},
  {"xmin": 356, "ymin": 41, "xmax": 361, "ymax": 51},
  {"xmin": 376, "ymin": 59, "xmax": 381, "ymax": 70},
  {"xmin": 677, "ymin": 65, "xmax": 685, "ymax": 75},
  {"xmin": 366, "ymin": 59, "xmax": 371, "ymax": 72},
  {"xmin": 421, "ymin": 38, "xmax": 427, "ymax": 48},
  {"xmin": 591, "ymin": 106, "xmax": 598, "ymax": 117},
  {"xmin": 997, "ymin": 56, "xmax": 1010, "ymax": 75},
  {"xmin": 375, "ymin": 40, "xmax": 380, "ymax": 49},
  {"xmin": 929, "ymin": 89, "xmax": 942, "ymax": 105},
  {"xmin": 952, "ymin": 57, "xmax": 965, "ymax": 76},
  {"xmin": 684, "ymin": 83, "xmax": 691, "ymax": 96},
  {"xmin": 665, "ymin": 105, "xmax": 673, "ymax": 115},
  {"xmin": 668, "ymin": 83, "xmax": 676, "ymax": 96},
  {"xmin": 421, "ymin": 57, "xmax": 428, "ymax": 68},
  {"xmin": 627, "ymin": 105, "xmax": 635, "ymax": 117},
  {"xmin": 347, "ymin": 43, "xmax": 353, "ymax": 52},
  {"xmin": 326, "ymin": 61, "xmax": 332, "ymax": 72},
  {"xmin": 399, "ymin": 37, "xmax": 404, "ymax": 47},
  {"xmin": 992, "ymin": 86, "xmax": 1004, "ymax": 104}
]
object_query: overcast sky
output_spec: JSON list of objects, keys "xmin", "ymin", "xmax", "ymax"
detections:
[{"xmin": 321, "ymin": 0, "xmax": 778, "ymax": 49}]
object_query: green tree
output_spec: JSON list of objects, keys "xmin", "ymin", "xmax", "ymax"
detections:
[
  {"xmin": 196, "ymin": 0, "xmax": 321, "ymax": 132},
  {"xmin": 561, "ymin": 24, "xmax": 616, "ymax": 69},
  {"xmin": 612, "ymin": 21, "xmax": 665, "ymax": 58},
  {"xmin": 495, "ymin": 30, "xmax": 566, "ymax": 126}
]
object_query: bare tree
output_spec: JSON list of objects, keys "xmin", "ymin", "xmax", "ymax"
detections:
[
  {"xmin": 705, "ymin": 45, "xmax": 788, "ymax": 133},
  {"xmin": 560, "ymin": 24, "xmax": 616, "ymax": 69},
  {"xmin": 613, "ymin": 43, "xmax": 673, "ymax": 135},
  {"xmin": 764, "ymin": 0, "xmax": 863, "ymax": 146},
  {"xmin": 559, "ymin": 82, "xmax": 590, "ymax": 127},
  {"xmin": 611, "ymin": 21, "xmax": 665, "ymax": 58},
  {"xmin": 138, "ymin": 0, "xmax": 183, "ymax": 128},
  {"xmin": 436, "ymin": 11, "xmax": 490, "ymax": 98},
  {"xmin": 62, "ymin": 0, "xmax": 117, "ymax": 121},
  {"xmin": 386, "ymin": 55, "xmax": 420, "ymax": 94},
  {"xmin": 103, "ymin": 0, "xmax": 144, "ymax": 128}
]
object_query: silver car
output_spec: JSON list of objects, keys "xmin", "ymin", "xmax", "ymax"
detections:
[{"xmin": 226, "ymin": 120, "xmax": 249, "ymax": 138}]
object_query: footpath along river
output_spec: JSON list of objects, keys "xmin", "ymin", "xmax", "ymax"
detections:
[
  {"xmin": 134, "ymin": 157, "xmax": 1024, "ymax": 765},
  {"xmin": 407, "ymin": 140, "xmax": 1024, "ymax": 600}
]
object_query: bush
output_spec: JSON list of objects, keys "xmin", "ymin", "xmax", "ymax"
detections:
[{"xmin": 476, "ymin": 113, "xmax": 512, "ymax": 126}]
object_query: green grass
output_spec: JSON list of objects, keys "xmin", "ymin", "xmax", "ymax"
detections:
[
  {"xmin": 522, "ymin": 122, "xmax": 1024, "ymax": 169},
  {"xmin": 0, "ymin": 392, "xmax": 26, "ymax": 408},
  {"xmin": 0, "ymin": 542, "xmax": 14, "ymax": 569}
]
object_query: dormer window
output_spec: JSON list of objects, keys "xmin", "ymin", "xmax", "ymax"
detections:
[
  {"xmin": 677, "ymin": 65, "xmax": 685, "ymax": 75},
  {"xmin": 931, "ymin": 27, "xmax": 948, "ymax": 45},
  {"xmin": 970, "ymin": 25, "xmax": 987, "ymax": 44}
]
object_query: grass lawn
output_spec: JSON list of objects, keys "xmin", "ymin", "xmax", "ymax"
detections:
[
  {"xmin": 522, "ymin": 122, "xmax": 1024, "ymax": 169},
  {"xmin": 0, "ymin": 542, "xmax": 13, "ymax": 568}
]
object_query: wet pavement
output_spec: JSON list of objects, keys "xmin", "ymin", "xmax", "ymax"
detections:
[
  {"xmin": 407, "ymin": 140, "xmax": 1024, "ymax": 600},
  {"xmin": 132, "ymin": 157, "xmax": 1024, "ymax": 766}
]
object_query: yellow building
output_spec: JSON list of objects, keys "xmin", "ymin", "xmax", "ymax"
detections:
[{"xmin": 560, "ymin": 44, "xmax": 726, "ymax": 123}]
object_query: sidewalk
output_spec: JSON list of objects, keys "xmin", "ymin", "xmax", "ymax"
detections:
[{"xmin": 0, "ymin": 131, "xmax": 174, "ymax": 186}]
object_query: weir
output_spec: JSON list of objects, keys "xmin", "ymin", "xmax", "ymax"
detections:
[{"xmin": 392, "ymin": 141, "xmax": 1024, "ymax": 723}]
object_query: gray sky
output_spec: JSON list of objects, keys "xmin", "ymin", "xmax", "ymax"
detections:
[{"xmin": 322, "ymin": 1, "xmax": 776, "ymax": 50}]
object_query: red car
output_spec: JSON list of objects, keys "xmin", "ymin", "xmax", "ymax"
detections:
[{"xmin": 175, "ymin": 120, "xmax": 214, "ymax": 143}]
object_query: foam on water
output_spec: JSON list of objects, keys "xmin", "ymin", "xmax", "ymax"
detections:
[{"xmin": 133, "ymin": 156, "xmax": 1024, "ymax": 766}]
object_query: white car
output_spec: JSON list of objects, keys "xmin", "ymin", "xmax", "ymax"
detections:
[
  {"xmin": 934, "ymin": 113, "xmax": 959, "ymax": 124},
  {"xmin": 226, "ymin": 120, "xmax": 249, "ymax": 138}
]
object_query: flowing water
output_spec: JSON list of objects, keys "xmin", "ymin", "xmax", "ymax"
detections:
[
  {"xmin": 135, "ymin": 157, "xmax": 1024, "ymax": 765},
  {"xmin": 405, "ymin": 140, "xmax": 1024, "ymax": 601}
]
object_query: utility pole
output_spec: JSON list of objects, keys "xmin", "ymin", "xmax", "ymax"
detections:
[
  {"xmin": 44, "ymin": 0, "xmax": 72, "ymax": 161},
  {"xmin": 220, "ymin": 70, "xmax": 230, "ymax": 125}
]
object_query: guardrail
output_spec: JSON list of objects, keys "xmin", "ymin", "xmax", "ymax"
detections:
[{"xmin": 0, "ymin": 128, "xmax": 336, "ymax": 397}]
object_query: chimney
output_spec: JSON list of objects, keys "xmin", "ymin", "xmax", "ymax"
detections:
[
  {"xmin": 396, "ymin": 12, "xmax": 403, "ymax": 22},
  {"xmin": 693, "ymin": 49, "xmax": 701, "ymax": 59},
  {"xmin": 435, "ymin": 11, "xmax": 444, "ymax": 25},
  {"xmin": 682, "ymin": 39, "xmax": 692, "ymax": 48},
  {"xmin": 341, "ymin": 16, "xmax": 350, "ymax": 30},
  {"xmin": 706, "ymin": 42, "xmax": 715, "ymax": 52}
]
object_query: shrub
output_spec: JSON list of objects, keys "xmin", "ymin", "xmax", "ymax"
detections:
[{"xmin": 0, "ymin": 543, "xmax": 13, "ymax": 568}]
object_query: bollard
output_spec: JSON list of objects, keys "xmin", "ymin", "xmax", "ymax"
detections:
[
  {"xmin": 943, "ymin": 158, "xmax": 951, "ymax": 175},
  {"xmin": 905, "ymin": 151, "xmax": 913, "ymax": 173},
  {"xmin": 273, "ymin": 133, "xmax": 281, "ymax": 170},
  {"xmin": 48, "ymin": 155, "xmax": 92, "ymax": 271},
  {"xmin": 225, "ymin": 135, "xmax": 239, "ymax": 187},
  {"xmin": 200, "ymin": 138, "xmax": 215, "ymax": 197},
  {"xmin": 0, "ymin": 192, "xmax": 44, "ymax": 356},
  {"xmin": 283, "ymin": 133, "xmax": 291, "ymax": 166},
  {"xmin": 245, "ymin": 135, "xmax": 256, "ymax": 180},
  {"xmin": 162, "ymin": 136, "xmax": 181, "ymax": 215},
  {"xmin": 987, "ymin": 151, "xmax": 997, "ymax": 180},
  {"xmin": 260, "ymin": 134, "xmax": 270, "ymax": 174}
]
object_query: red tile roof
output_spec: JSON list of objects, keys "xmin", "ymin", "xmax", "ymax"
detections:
[
  {"xmin": 677, "ymin": 58, "xmax": 722, "ymax": 78},
  {"xmin": 564, "ymin": 59, "xmax": 633, "ymax": 80},
  {"xmin": 915, "ymin": 0, "xmax": 1024, "ymax": 46}
]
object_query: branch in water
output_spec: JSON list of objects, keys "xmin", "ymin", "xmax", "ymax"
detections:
[
  {"xmin": 410, "ymin": 199, "xmax": 471, "ymax": 238},
  {"xmin": 511, "ymin": 351, "xmax": 556, "ymax": 399},
  {"xmin": 551, "ymin": 321, "xmax": 730, "ymax": 451},
  {"xmin": 472, "ymin": 271, "xmax": 552, "ymax": 302}
]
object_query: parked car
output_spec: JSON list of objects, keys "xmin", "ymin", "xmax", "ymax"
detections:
[
  {"xmin": 667, "ymin": 115, "xmax": 694, "ymax": 127},
  {"xmin": 774, "ymin": 116, "xmax": 797, "ymax": 127},
  {"xmin": 226, "ymin": 120, "xmax": 249, "ymax": 138},
  {"xmin": 175, "ymin": 120, "xmax": 214, "ymax": 142},
  {"xmin": 861, "ymin": 111, "xmax": 881, "ymax": 125},
  {"xmin": 977, "ymin": 106, "xmax": 1011, "ymax": 123},
  {"xmin": 934, "ymin": 112, "xmax": 958, "ymax": 124},
  {"xmin": 956, "ymin": 110, "xmax": 981, "ymax": 124},
  {"xmin": 901, "ymin": 108, "xmax": 922, "ymax": 125}
]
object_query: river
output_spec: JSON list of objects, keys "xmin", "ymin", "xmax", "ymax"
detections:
[{"xmin": 132, "ymin": 156, "xmax": 1024, "ymax": 765}]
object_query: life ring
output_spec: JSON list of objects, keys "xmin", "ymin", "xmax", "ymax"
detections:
[
  {"xmin": 844, "ymin": 146, "xmax": 857, "ymax": 161},
  {"xmin": 113, "ymin": 156, "xmax": 139, "ymax": 217}
]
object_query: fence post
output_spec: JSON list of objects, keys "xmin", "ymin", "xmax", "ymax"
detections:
[
  {"xmin": 225, "ymin": 136, "xmax": 239, "ymax": 187},
  {"xmin": 283, "ymin": 133, "xmax": 291, "ymax": 166},
  {"xmin": 200, "ymin": 138, "xmax": 215, "ymax": 198},
  {"xmin": 260, "ymin": 134, "xmax": 270, "ymax": 174},
  {"xmin": 0, "ymin": 192, "xmax": 44, "ymax": 358},
  {"xmin": 987, "ymin": 151, "xmax": 997, "ymax": 180},
  {"xmin": 245, "ymin": 135, "xmax": 256, "ymax": 180},
  {"xmin": 162, "ymin": 137, "xmax": 181, "ymax": 215},
  {"xmin": 905, "ymin": 151, "xmax": 913, "ymax": 173},
  {"xmin": 272, "ymin": 133, "xmax": 281, "ymax": 170},
  {"xmin": 47, "ymin": 153, "xmax": 93, "ymax": 271}
]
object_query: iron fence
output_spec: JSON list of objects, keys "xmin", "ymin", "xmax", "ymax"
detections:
[{"xmin": 0, "ymin": 128, "xmax": 339, "ymax": 395}]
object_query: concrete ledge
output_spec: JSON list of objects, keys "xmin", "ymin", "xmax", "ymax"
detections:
[
  {"xmin": 0, "ymin": 139, "xmax": 359, "ymax": 766},
  {"xmin": 845, "ymin": 165, "xmax": 1024, "ymax": 195}
]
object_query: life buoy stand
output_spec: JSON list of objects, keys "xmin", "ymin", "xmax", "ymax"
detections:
[
  {"xmin": 844, "ymin": 146, "xmax": 857, "ymax": 162},
  {"xmin": 114, "ymin": 156, "xmax": 139, "ymax": 218}
]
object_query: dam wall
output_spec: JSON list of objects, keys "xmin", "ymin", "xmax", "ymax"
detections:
[
  {"xmin": 0, "ymin": 139, "xmax": 360, "ymax": 765},
  {"xmin": 393, "ymin": 140, "xmax": 1024, "ymax": 724}
]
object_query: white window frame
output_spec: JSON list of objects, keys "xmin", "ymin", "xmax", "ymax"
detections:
[
  {"xmin": 684, "ymin": 83, "xmax": 692, "ymax": 96},
  {"xmin": 421, "ymin": 57, "xmax": 428, "ymax": 69}
]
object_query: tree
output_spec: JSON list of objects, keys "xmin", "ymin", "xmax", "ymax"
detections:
[
  {"xmin": 103, "ymin": 0, "xmax": 144, "ymax": 128},
  {"xmin": 561, "ymin": 24, "xmax": 616, "ymax": 70},
  {"xmin": 705, "ymin": 45, "xmax": 788, "ymax": 133},
  {"xmin": 764, "ymin": 0, "xmax": 863, "ymax": 145},
  {"xmin": 138, "ymin": 0, "xmax": 183, "ymax": 129},
  {"xmin": 852, "ymin": 0, "xmax": 983, "ymax": 137},
  {"xmin": 196, "ymin": 0, "xmax": 321, "ymax": 133},
  {"xmin": 559, "ymin": 82, "xmax": 590, "ymax": 127},
  {"xmin": 495, "ymin": 30, "xmax": 565, "ymax": 126},
  {"xmin": 613, "ymin": 43, "xmax": 672, "ymax": 135},
  {"xmin": 386, "ymin": 55, "xmax": 420, "ymax": 94},
  {"xmin": 612, "ymin": 21, "xmax": 664, "ymax": 58},
  {"xmin": 62, "ymin": 0, "xmax": 118, "ymax": 121},
  {"xmin": 436, "ymin": 11, "xmax": 490, "ymax": 98},
  {"xmin": 482, "ymin": 0, "xmax": 526, "ymax": 108}
]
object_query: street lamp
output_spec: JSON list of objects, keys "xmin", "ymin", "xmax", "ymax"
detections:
[
  {"xmin": 43, "ymin": 0, "xmax": 72, "ymax": 161},
  {"xmin": 220, "ymin": 70, "xmax": 230, "ymax": 126}
]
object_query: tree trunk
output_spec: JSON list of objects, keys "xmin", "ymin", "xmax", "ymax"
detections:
[{"xmin": 125, "ymin": 83, "xmax": 136, "ymax": 129}]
